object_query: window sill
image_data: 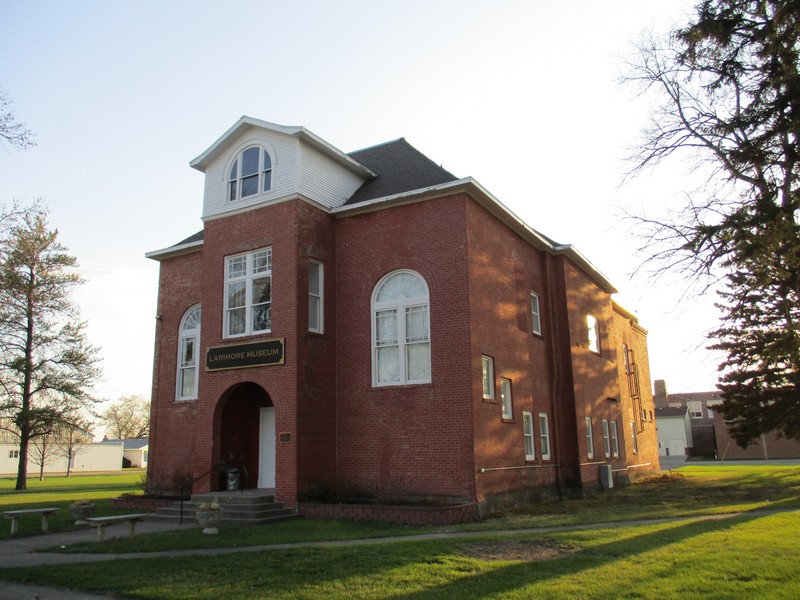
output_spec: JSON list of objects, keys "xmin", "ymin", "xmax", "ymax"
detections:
[{"xmin": 370, "ymin": 382, "xmax": 434, "ymax": 391}]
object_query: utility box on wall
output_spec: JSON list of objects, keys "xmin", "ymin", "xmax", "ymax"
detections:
[{"xmin": 599, "ymin": 464, "xmax": 614, "ymax": 489}]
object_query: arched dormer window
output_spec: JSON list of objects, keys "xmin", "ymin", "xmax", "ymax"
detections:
[
  {"xmin": 177, "ymin": 305, "xmax": 201, "ymax": 400},
  {"xmin": 228, "ymin": 146, "xmax": 272, "ymax": 202},
  {"xmin": 372, "ymin": 270, "xmax": 431, "ymax": 386}
]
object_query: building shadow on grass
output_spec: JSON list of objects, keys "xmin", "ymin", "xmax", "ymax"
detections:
[{"xmin": 395, "ymin": 511, "xmax": 773, "ymax": 599}]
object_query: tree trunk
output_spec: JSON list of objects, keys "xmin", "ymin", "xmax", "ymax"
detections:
[{"xmin": 15, "ymin": 432, "xmax": 29, "ymax": 490}]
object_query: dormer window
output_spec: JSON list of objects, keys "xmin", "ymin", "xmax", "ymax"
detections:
[{"xmin": 228, "ymin": 146, "xmax": 272, "ymax": 201}]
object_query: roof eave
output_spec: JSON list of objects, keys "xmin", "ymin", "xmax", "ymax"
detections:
[
  {"xmin": 145, "ymin": 239, "xmax": 204, "ymax": 262},
  {"xmin": 333, "ymin": 177, "xmax": 617, "ymax": 293},
  {"xmin": 189, "ymin": 116, "xmax": 375, "ymax": 179}
]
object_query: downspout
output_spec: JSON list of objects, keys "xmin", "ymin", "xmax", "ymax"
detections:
[{"xmin": 543, "ymin": 255, "xmax": 564, "ymax": 499}]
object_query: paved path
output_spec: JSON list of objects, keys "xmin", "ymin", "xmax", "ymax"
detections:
[{"xmin": 0, "ymin": 507, "xmax": 796, "ymax": 599}]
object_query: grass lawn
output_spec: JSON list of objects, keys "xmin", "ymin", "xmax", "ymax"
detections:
[
  {"xmin": 0, "ymin": 464, "xmax": 798, "ymax": 598},
  {"xmin": 0, "ymin": 471, "xmax": 143, "ymax": 538}
]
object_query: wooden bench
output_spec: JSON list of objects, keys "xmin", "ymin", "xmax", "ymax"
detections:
[
  {"xmin": 85, "ymin": 514, "xmax": 148, "ymax": 541},
  {"xmin": 2, "ymin": 508, "xmax": 60, "ymax": 535}
]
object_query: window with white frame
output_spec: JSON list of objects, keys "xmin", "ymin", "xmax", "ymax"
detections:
[
  {"xmin": 587, "ymin": 314, "xmax": 600, "ymax": 353},
  {"xmin": 481, "ymin": 355, "xmax": 495, "ymax": 399},
  {"xmin": 225, "ymin": 248, "xmax": 272, "ymax": 338},
  {"xmin": 539, "ymin": 413, "xmax": 551, "ymax": 460},
  {"xmin": 177, "ymin": 305, "xmax": 201, "ymax": 400},
  {"xmin": 631, "ymin": 421, "xmax": 638, "ymax": 454},
  {"xmin": 622, "ymin": 343, "xmax": 631, "ymax": 373},
  {"xmin": 688, "ymin": 400, "xmax": 703, "ymax": 419},
  {"xmin": 308, "ymin": 260, "xmax": 323, "ymax": 333},
  {"xmin": 500, "ymin": 378, "xmax": 513, "ymax": 419},
  {"xmin": 522, "ymin": 411, "xmax": 535, "ymax": 460},
  {"xmin": 602, "ymin": 419, "xmax": 611, "ymax": 458},
  {"xmin": 530, "ymin": 292, "xmax": 542, "ymax": 335},
  {"xmin": 372, "ymin": 270, "xmax": 431, "ymax": 385},
  {"xmin": 228, "ymin": 146, "xmax": 272, "ymax": 201},
  {"xmin": 586, "ymin": 416, "xmax": 594, "ymax": 459},
  {"xmin": 611, "ymin": 420, "xmax": 620, "ymax": 457}
]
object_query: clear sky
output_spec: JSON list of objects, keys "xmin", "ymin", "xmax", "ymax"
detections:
[{"xmin": 1, "ymin": 0, "xmax": 716, "ymax": 410}]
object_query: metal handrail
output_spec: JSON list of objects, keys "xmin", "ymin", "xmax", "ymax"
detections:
[{"xmin": 179, "ymin": 462, "xmax": 229, "ymax": 524}]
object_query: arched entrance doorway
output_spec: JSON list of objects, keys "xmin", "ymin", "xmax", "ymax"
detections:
[{"xmin": 217, "ymin": 382, "xmax": 276, "ymax": 490}]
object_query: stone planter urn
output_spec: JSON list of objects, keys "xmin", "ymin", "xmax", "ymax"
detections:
[
  {"xmin": 70, "ymin": 501, "xmax": 97, "ymax": 525},
  {"xmin": 196, "ymin": 499, "xmax": 222, "ymax": 534}
]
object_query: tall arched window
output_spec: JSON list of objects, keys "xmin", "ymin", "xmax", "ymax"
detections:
[
  {"xmin": 177, "ymin": 305, "xmax": 201, "ymax": 400},
  {"xmin": 372, "ymin": 270, "xmax": 431, "ymax": 386},
  {"xmin": 228, "ymin": 146, "xmax": 273, "ymax": 202}
]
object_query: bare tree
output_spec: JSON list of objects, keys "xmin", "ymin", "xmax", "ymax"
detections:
[
  {"xmin": 0, "ymin": 87, "xmax": 35, "ymax": 151},
  {"xmin": 622, "ymin": 0, "xmax": 800, "ymax": 444},
  {"xmin": 101, "ymin": 395, "xmax": 150, "ymax": 439},
  {"xmin": 28, "ymin": 433, "xmax": 56, "ymax": 481}
]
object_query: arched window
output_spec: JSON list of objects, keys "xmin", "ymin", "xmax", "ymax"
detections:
[
  {"xmin": 177, "ymin": 305, "xmax": 201, "ymax": 400},
  {"xmin": 372, "ymin": 270, "xmax": 431, "ymax": 386},
  {"xmin": 228, "ymin": 146, "xmax": 272, "ymax": 201}
]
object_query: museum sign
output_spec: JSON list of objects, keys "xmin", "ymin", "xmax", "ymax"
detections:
[{"xmin": 206, "ymin": 338, "xmax": 285, "ymax": 371}]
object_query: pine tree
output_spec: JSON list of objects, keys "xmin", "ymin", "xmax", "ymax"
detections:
[{"xmin": 0, "ymin": 206, "xmax": 101, "ymax": 489}]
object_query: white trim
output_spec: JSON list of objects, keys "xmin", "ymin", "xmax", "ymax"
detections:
[
  {"xmin": 308, "ymin": 260, "xmax": 323, "ymax": 334},
  {"xmin": 539, "ymin": 413, "xmax": 551, "ymax": 461},
  {"xmin": 522, "ymin": 411, "xmax": 535, "ymax": 460},
  {"xmin": 500, "ymin": 378, "xmax": 512, "ymax": 420},
  {"xmin": 332, "ymin": 177, "xmax": 617, "ymax": 294},
  {"xmin": 190, "ymin": 116, "xmax": 374, "ymax": 178},
  {"xmin": 145, "ymin": 240, "xmax": 203, "ymax": 261},
  {"xmin": 371, "ymin": 270, "xmax": 431, "ymax": 386},
  {"xmin": 481, "ymin": 355, "xmax": 495, "ymax": 400},
  {"xmin": 586, "ymin": 416, "xmax": 594, "ymax": 459}
]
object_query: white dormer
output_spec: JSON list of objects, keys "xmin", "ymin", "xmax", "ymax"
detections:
[{"xmin": 190, "ymin": 116, "xmax": 375, "ymax": 220}]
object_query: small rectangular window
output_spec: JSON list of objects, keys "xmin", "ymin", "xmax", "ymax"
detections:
[
  {"xmin": 500, "ymin": 378, "xmax": 513, "ymax": 419},
  {"xmin": 308, "ymin": 261, "xmax": 323, "ymax": 333},
  {"xmin": 586, "ymin": 416, "xmax": 594, "ymax": 459},
  {"xmin": 482, "ymin": 356, "xmax": 495, "ymax": 399},
  {"xmin": 631, "ymin": 421, "xmax": 638, "ymax": 454},
  {"xmin": 522, "ymin": 412, "xmax": 535, "ymax": 460},
  {"xmin": 602, "ymin": 419, "xmax": 611, "ymax": 458},
  {"xmin": 587, "ymin": 314, "xmax": 600, "ymax": 353},
  {"xmin": 530, "ymin": 292, "xmax": 542, "ymax": 335},
  {"xmin": 611, "ymin": 420, "xmax": 619, "ymax": 457},
  {"xmin": 539, "ymin": 413, "xmax": 551, "ymax": 460}
]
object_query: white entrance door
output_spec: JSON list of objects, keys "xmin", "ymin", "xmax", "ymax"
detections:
[{"xmin": 258, "ymin": 407, "xmax": 276, "ymax": 488}]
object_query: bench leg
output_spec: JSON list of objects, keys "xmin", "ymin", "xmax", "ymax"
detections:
[
  {"xmin": 9, "ymin": 517, "xmax": 19, "ymax": 535},
  {"xmin": 96, "ymin": 525, "xmax": 106, "ymax": 542},
  {"xmin": 41, "ymin": 514, "xmax": 50, "ymax": 533}
]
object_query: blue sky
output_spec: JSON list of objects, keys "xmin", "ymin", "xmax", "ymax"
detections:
[{"xmin": 1, "ymin": 0, "xmax": 716, "ymax": 408}]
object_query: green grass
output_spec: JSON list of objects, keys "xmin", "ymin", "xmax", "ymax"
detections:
[
  {"xmin": 4, "ymin": 512, "xmax": 800, "ymax": 599},
  {"xmin": 0, "ymin": 471, "xmax": 143, "ymax": 538},
  {"xmin": 0, "ymin": 465, "xmax": 799, "ymax": 598}
]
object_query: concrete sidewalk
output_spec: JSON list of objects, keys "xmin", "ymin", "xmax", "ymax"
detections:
[{"xmin": 0, "ymin": 519, "xmax": 193, "ymax": 600}]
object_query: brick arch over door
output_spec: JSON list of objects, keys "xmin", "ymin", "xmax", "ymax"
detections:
[{"xmin": 215, "ymin": 381, "xmax": 274, "ymax": 491}]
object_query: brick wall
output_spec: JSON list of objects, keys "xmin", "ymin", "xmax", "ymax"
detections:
[{"xmin": 334, "ymin": 195, "xmax": 476, "ymax": 502}]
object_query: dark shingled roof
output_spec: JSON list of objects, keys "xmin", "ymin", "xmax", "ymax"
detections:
[
  {"xmin": 656, "ymin": 407, "xmax": 688, "ymax": 418},
  {"xmin": 165, "ymin": 138, "xmax": 457, "ymax": 249},
  {"xmin": 344, "ymin": 138, "xmax": 458, "ymax": 205}
]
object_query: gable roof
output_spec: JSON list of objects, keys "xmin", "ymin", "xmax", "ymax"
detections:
[
  {"xmin": 345, "ymin": 138, "xmax": 458, "ymax": 205},
  {"xmin": 189, "ymin": 115, "xmax": 374, "ymax": 179}
]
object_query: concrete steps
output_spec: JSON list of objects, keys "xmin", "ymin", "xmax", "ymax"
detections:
[{"xmin": 151, "ymin": 490, "xmax": 296, "ymax": 526}]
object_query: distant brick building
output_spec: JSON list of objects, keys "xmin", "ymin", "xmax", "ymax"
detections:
[
  {"xmin": 653, "ymin": 380, "xmax": 800, "ymax": 459},
  {"xmin": 146, "ymin": 117, "xmax": 660, "ymax": 517}
]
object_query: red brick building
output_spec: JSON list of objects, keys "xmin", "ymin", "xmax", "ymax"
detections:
[{"xmin": 146, "ymin": 117, "xmax": 660, "ymax": 517}]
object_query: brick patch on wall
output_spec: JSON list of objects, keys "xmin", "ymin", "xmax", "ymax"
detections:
[
  {"xmin": 299, "ymin": 502, "xmax": 480, "ymax": 526},
  {"xmin": 109, "ymin": 497, "xmax": 176, "ymax": 511}
]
